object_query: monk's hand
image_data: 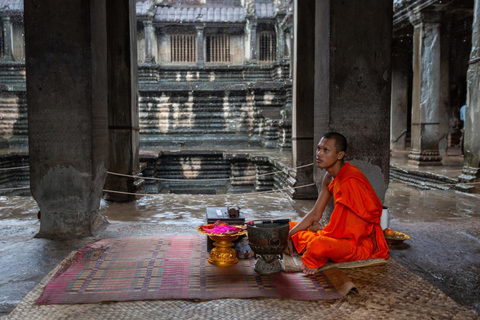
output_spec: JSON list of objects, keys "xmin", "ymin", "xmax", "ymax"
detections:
[
  {"xmin": 284, "ymin": 238, "xmax": 295, "ymax": 256},
  {"xmin": 309, "ymin": 222, "xmax": 322, "ymax": 233}
]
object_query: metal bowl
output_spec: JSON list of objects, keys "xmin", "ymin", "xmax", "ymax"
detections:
[
  {"xmin": 385, "ymin": 231, "xmax": 411, "ymax": 245},
  {"xmin": 247, "ymin": 223, "xmax": 289, "ymax": 255}
]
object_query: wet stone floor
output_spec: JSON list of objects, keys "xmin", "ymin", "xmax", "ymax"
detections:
[{"xmin": 0, "ymin": 181, "xmax": 479, "ymax": 317}]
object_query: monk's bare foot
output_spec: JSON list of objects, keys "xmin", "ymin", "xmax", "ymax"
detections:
[
  {"xmin": 300, "ymin": 262, "xmax": 317, "ymax": 275},
  {"xmin": 284, "ymin": 239, "xmax": 298, "ymax": 256}
]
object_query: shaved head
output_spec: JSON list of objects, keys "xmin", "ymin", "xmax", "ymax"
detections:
[{"xmin": 321, "ymin": 132, "xmax": 347, "ymax": 154}]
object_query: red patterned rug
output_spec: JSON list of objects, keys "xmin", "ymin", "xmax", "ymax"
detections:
[{"xmin": 36, "ymin": 235, "xmax": 353, "ymax": 305}]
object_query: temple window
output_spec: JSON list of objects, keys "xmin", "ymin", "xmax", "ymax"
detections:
[
  {"xmin": 170, "ymin": 34, "xmax": 196, "ymax": 63},
  {"xmin": 206, "ymin": 35, "xmax": 231, "ymax": 63},
  {"xmin": 259, "ymin": 31, "xmax": 276, "ymax": 62}
]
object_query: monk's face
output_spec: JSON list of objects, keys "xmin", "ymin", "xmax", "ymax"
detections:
[{"xmin": 316, "ymin": 138, "xmax": 345, "ymax": 169}]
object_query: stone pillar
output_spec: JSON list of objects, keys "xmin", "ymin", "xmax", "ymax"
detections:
[
  {"xmin": 24, "ymin": 0, "xmax": 109, "ymax": 238},
  {"xmin": 196, "ymin": 26, "xmax": 204, "ymax": 66},
  {"xmin": 438, "ymin": 19, "xmax": 451, "ymax": 154},
  {"xmin": 286, "ymin": 30, "xmax": 293, "ymax": 77},
  {"xmin": 458, "ymin": 0, "xmax": 480, "ymax": 193},
  {"xmin": 144, "ymin": 18, "xmax": 155, "ymax": 64},
  {"xmin": 290, "ymin": 0, "xmax": 317, "ymax": 199},
  {"xmin": 275, "ymin": 17, "xmax": 286, "ymax": 62},
  {"xmin": 407, "ymin": 11, "xmax": 443, "ymax": 166},
  {"xmin": 104, "ymin": 0, "xmax": 141, "ymax": 202},
  {"xmin": 1, "ymin": 16, "xmax": 14, "ymax": 61},
  {"xmin": 245, "ymin": 15, "xmax": 258, "ymax": 64},
  {"xmin": 314, "ymin": 0, "xmax": 392, "ymax": 205},
  {"xmin": 390, "ymin": 36, "xmax": 410, "ymax": 150}
]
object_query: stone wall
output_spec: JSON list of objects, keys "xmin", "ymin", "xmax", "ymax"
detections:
[
  {"xmin": 138, "ymin": 63, "xmax": 291, "ymax": 148},
  {"xmin": 0, "ymin": 56, "xmax": 292, "ymax": 152},
  {"xmin": 0, "ymin": 152, "xmax": 29, "ymax": 195},
  {"xmin": 0, "ymin": 90, "xmax": 27, "ymax": 148},
  {"xmin": 140, "ymin": 150, "xmax": 291, "ymax": 195}
]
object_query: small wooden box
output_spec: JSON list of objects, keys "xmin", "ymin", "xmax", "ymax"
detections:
[{"xmin": 206, "ymin": 207, "xmax": 245, "ymax": 251}]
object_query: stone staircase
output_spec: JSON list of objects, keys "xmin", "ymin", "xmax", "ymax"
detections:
[
  {"xmin": 0, "ymin": 92, "xmax": 28, "ymax": 148},
  {"xmin": 154, "ymin": 151, "xmax": 232, "ymax": 194},
  {"xmin": 139, "ymin": 150, "xmax": 294, "ymax": 195},
  {"xmin": 138, "ymin": 63, "xmax": 291, "ymax": 149},
  {"xmin": 139, "ymin": 88, "xmax": 286, "ymax": 148},
  {"xmin": 0, "ymin": 153, "xmax": 30, "ymax": 196},
  {"xmin": 389, "ymin": 165, "xmax": 457, "ymax": 190},
  {"xmin": 0, "ymin": 63, "xmax": 26, "ymax": 91}
]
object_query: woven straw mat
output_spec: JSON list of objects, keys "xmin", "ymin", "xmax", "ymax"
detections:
[{"xmin": 7, "ymin": 252, "xmax": 479, "ymax": 320}]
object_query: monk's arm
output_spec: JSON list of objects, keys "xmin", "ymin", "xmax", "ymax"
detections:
[{"xmin": 288, "ymin": 172, "xmax": 333, "ymax": 237}]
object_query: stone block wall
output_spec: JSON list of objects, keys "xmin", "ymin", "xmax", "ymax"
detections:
[
  {"xmin": 0, "ymin": 152, "xmax": 29, "ymax": 195},
  {"xmin": 139, "ymin": 150, "xmax": 292, "ymax": 195},
  {"xmin": 0, "ymin": 90, "xmax": 27, "ymax": 149},
  {"xmin": 138, "ymin": 63, "xmax": 291, "ymax": 148}
]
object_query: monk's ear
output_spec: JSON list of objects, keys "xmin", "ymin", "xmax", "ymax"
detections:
[{"xmin": 337, "ymin": 151, "xmax": 345, "ymax": 160}]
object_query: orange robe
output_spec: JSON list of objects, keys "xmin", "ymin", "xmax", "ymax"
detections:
[{"xmin": 290, "ymin": 162, "xmax": 389, "ymax": 269}]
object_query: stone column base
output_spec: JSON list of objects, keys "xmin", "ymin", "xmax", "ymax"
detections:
[
  {"xmin": 408, "ymin": 150, "xmax": 442, "ymax": 166},
  {"xmin": 36, "ymin": 211, "xmax": 109, "ymax": 239}
]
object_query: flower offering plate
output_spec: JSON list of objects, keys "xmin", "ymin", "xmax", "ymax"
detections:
[{"xmin": 197, "ymin": 221, "xmax": 247, "ymax": 266}]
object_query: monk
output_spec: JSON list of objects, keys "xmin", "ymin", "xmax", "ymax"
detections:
[{"xmin": 285, "ymin": 132, "xmax": 389, "ymax": 275}]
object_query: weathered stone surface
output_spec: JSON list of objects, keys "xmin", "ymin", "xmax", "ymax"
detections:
[
  {"xmin": 289, "ymin": 0, "xmax": 317, "ymax": 200},
  {"xmin": 104, "ymin": 0, "xmax": 142, "ymax": 202},
  {"xmin": 408, "ymin": 11, "xmax": 443, "ymax": 166},
  {"xmin": 0, "ymin": 152, "xmax": 29, "ymax": 196},
  {"xmin": 459, "ymin": 0, "xmax": 480, "ymax": 193},
  {"xmin": 138, "ymin": 85, "xmax": 287, "ymax": 148},
  {"xmin": 314, "ymin": 0, "xmax": 392, "ymax": 200},
  {"xmin": 0, "ymin": 91, "xmax": 27, "ymax": 148},
  {"xmin": 390, "ymin": 38, "xmax": 411, "ymax": 151},
  {"xmin": 137, "ymin": 149, "xmax": 295, "ymax": 195},
  {"xmin": 24, "ymin": 0, "xmax": 109, "ymax": 238},
  {"xmin": 1, "ymin": 2, "xmax": 294, "ymax": 155}
]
